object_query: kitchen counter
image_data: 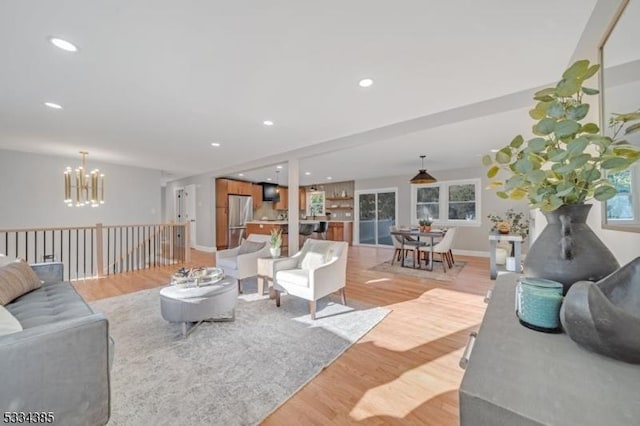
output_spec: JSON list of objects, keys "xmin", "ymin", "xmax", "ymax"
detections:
[{"xmin": 247, "ymin": 219, "xmax": 353, "ymax": 224}]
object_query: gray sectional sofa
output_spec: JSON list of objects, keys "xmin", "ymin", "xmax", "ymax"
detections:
[{"xmin": 0, "ymin": 262, "xmax": 112, "ymax": 426}]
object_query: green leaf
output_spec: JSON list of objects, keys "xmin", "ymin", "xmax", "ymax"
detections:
[
  {"xmin": 581, "ymin": 64, "xmax": 600, "ymax": 81},
  {"xmin": 566, "ymin": 104, "xmax": 589, "ymax": 121},
  {"xmin": 554, "ymin": 154, "xmax": 591, "ymax": 174},
  {"xmin": 529, "ymin": 108, "xmax": 545, "ymax": 120},
  {"xmin": 533, "ymin": 118, "xmax": 555, "ymax": 136},
  {"xmin": 547, "ymin": 101, "xmax": 565, "ymax": 118},
  {"xmin": 582, "ymin": 87, "xmax": 599, "ymax": 95},
  {"xmin": 482, "ymin": 155, "xmax": 493, "ymax": 167},
  {"xmin": 534, "ymin": 87, "xmax": 556, "ymax": 98},
  {"xmin": 601, "ymin": 157, "xmax": 629, "ymax": 170},
  {"xmin": 594, "ymin": 185, "xmax": 617, "ymax": 201},
  {"xmin": 527, "ymin": 170, "xmax": 546, "ymax": 183},
  {"xmin": 487, "ymin": 165, "xmax": 499, "ymax": 178},
  {"xmin": 555, "ymin": 183, "xmax": 575, "ymax": 197},
  {"xmin": 510, "ymin": 135, "xmax": 524, "ymax": 149},
  {"xmin": 582, "ymin": 168, "xmax": 601, "ymax": 182},
  {"xmin": 496, "ymin": 149, "xmax": 512, "ymax": 164},
  {"xmin": 510, "ymin": 189, "xmax": 527, "ymax": 200},
  {"xmin": 556, "ymin": 78, "xmax": 581, "ymax": 97},
  {"xmin": 567, "ymin": 136, "xmax": 589, "ymax": 155},
  {"xmin": 554, "ymin": 119, "xmax": 581, "ymax": 138},
  {"xmin": 581, "ymin": 123, "xmax": 599, "ymax": 134},
  {"xmin": 562, "ymin": 60, "xmax": 590, "ymax": 80},
  {"xmin": 611, "ymin": 111, "xmax": 640, "ymax": 122},
  {"xmin": 496, "ymin": 191, "xmax": 509, "ymax": 199},
  {"xmin": 527, "ymin": 137, "xmax": 548, "ymax": 152},
  {"xmin": 549, "ymin": 149, "xmax": 569, "ymax": 162},
  {"xmin": 625, "ymin": 122, "xmax": 640, "ymax": 135},
  {"xmin": 533, "ymin": 95, "xmax": 554, "ymax": 102},
  {"xmin": 515, "ymin": 158, "xmax": 533, "ymax": 173},
  {"xmin": 505, "ymin": 175, "xmax": 526, "ymax": 191},
  {"xmin": 549, "ymin": 195, "xmax": 564, "ymax": 209}
]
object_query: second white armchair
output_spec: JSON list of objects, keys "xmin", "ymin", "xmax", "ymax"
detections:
[
  {"xmin": 272, "ymin": 239, "xmax": 349, "ymax": 320},
  {"xmin": 216, "ymin": 234, "xmax": 271, "ymax": 293}
]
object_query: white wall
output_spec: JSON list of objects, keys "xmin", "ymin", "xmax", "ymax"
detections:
[
  {"xmin": 0, "ymin": 149, "xmax": 161, "ymax": 228},
  {"xmin": 163, "ymin": 174, "xmax": 215, "ymax": 250},
  {"xmin": 356, "ymin": 166, "xmax": 528, "ymax": 254}
]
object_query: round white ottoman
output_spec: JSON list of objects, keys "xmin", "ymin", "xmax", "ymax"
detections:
[{"xmin": 160, "ymin": 276, "xmax": 238, "ymax": 337}]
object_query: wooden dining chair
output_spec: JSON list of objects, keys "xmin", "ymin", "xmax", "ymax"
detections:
[{"xmin": 418, "ymin": 227, "xmax": 457, "ymax": 272}]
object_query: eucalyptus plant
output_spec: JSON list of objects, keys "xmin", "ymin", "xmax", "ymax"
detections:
[
  {"xmin": 269, "ymin": 228, "xmax": 282, "ymax": 248},
  {"xmin": 483, "ymin": 59, "xmax": 640, "ymax": 212}
]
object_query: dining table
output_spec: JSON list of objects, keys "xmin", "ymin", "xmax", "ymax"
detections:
[{"xmin": 390, "ymin": 229, "xmax": 445, "ymax": 271}]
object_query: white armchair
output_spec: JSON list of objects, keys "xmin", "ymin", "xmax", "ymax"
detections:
[
  {"xmin": 272, "ymin": 239, "xmax": 348, "ymax": 320},
  {"xmin": 216, "ymin": 234, "xmax": 271, "ymax": 293}
]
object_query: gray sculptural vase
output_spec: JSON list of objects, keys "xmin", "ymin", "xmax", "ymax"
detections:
[
  {"xmin": 561, "ymin": 257, "xmax": 640, "ymax": 364},
  {"xmin": 524, "ymin": 204, "xmax": 619, "ymax": 294}
]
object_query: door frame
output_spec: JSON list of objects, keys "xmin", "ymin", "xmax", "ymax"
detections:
[
  {"xmin": 174, "ymin": 185, "xmax": 197, "ymax": 249},
  {"xmin": 354, "ymin": 187, "xmax": 398, "ymax": 247}
]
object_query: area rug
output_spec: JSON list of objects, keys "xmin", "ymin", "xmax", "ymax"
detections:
[
  {"xmin": 369, "ymin": 258, "xmax": 466, "ymax": 282},
  {"xmin": 92, "ymin": 280, "xmax": 389, "ymax": 426}
]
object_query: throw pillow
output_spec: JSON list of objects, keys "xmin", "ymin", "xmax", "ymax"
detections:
[
  {"xmin": 0, "ymin": 305, "xmax": 22, "ymax": 336},
  {"xmin": 300, "ymin": 242, "xmax": 332, "ymax": 270},
  {"xmin": 238, "ymin": 240, "xmax": 266, "ymax": 255},
  {"xmin": 0, "ymin": 261, "xmax": 43, "ymax": 305}
]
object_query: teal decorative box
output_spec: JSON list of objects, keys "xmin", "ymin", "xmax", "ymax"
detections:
[{"xmin": 516, "ymin": 277, "xmax": 564, "ymax": 333}]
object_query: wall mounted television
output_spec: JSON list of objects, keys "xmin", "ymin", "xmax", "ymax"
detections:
[{"xmin": 261, "ymin": 183, "xmax": 280, "ymax": 202}]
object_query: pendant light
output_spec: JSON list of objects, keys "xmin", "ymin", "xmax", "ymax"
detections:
[{"xmin": 410, "ymin": 155, "xmax": 437, "ymax": 184}]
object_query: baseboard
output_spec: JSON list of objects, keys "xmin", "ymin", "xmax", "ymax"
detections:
[
  {"xmin": 193, "ymin": 245, "xmax": 217, "ymax": 253},
  {"xmin": 453, "ymin": 249, "xmax": 489, "ymax": 258}
]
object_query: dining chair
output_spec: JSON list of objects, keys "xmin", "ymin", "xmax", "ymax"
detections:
[
  {"xmin": 389, "ymin": 226, "xmax": 422, "ymax": 266},
  {"xmin": 418, "ymin": 227, "xmax": 457, "ymax": 272}
]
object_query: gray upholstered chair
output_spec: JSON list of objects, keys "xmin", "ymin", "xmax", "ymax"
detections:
[{"xmin": 216, "ymin": 234, "xmax": 270, "ymax": 293}]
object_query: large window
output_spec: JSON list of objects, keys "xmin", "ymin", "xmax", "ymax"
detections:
[
  {"xmin": 411, "ymin": 178, "xmax": 481, "ymax": 226},
  {"xmin": 307, "ymin": 191, "xmax": 325, "ymax": 216},
  {"xmin": 605, "ymin": 166, "xmax": 639, "ymax": 225}
]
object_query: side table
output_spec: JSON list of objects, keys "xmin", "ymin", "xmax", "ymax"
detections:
[
  {"xmin": 257, "ymin": 256, "xmax": 284, "ymax": 297},
  {"xmin": 488, "ymin": 234, "xmax": 522, "ymax": 280}
]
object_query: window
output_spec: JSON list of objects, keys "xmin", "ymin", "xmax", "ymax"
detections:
[
  {"xmin": 411, "ymin": 178, "xmax": 481, "ymax": 226},
  {"xmin": 307, "ymin": 191, "xmax": 325, "ymax": 216},
  {"xmin": 605, "ymin": 166, "xmax": 639, "ymax": 225}
]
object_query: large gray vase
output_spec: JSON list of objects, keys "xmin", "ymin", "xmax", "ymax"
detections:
[{"xmin": 524, "ymin": 204, "xmax": 619, "ymax": 294}]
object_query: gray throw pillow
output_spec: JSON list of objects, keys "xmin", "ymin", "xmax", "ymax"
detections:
[
  {"xmin": 0, "ymin": 261, "xmax": 43, "ymax": 305},
  {"xmin": 238, "ymin": 240, "xmax": 266, "ymax": 255}
]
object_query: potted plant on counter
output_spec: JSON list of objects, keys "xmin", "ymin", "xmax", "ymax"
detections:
[
  {"xmin": 483, "ymin": 59, "xmax": 640, "ymax": 292},
  {"xmin": 269, "ymin": 228, "xmax": 282, "ymax": 258}
]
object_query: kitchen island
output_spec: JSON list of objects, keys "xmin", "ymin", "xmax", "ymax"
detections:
[{"xmin": 246, "ymin": 220, "xmax": 352, "ymax": 245}]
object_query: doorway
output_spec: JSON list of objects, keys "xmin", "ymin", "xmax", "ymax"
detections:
[
  {"xmin": 175, "ymin": 184, "xmax": 197, "ymax": 249},
  {"xmin": 355, "ymin": 188, "xmax": 397, "ymax": 246}
]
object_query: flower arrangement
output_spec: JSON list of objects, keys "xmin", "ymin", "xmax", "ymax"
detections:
[
  {"xmin": 269, "ymin": 228, "xmax": 282, "ymax": 248},
  {"xmin": 487, "ymin": 209, "xmax": 529, "ymax": 240}
]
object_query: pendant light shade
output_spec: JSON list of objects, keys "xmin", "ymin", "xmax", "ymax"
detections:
[{"xmin": 410, "ymin": 155, "xmax": 437, "ymax": 184}]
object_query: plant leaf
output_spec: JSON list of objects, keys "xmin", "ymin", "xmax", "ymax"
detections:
[
  {"xmin": 527, "ymin": 137, "xmax": 548, "ymax": 153},
  {"xmin": 625, "ymin": 122, "xmax": 640, "ymax": 135},
  {"xmin": 510, "ymin": 189, "xmax": 527, "ymax": 200},
  {"xmin": 487, "ymin": 165, "xmax": 500, "ymax": 178},
  {"xmin": 547, "ymin": 101, "xmax": 565, "ymax": 118},
  {"xmin": 515, "ymin": 158, "xmax": 533, "ymax": 174},
  {"xmin": 496, "ymin": 149, "xmax": 512, "ymax": 164},
  {"xmin": 594, "ymin": 185, "xmax": 617, "ymax": 201},
  {"xmin": 505, "ymin": 175, "xmax": 526, "ymax": 191},
  {"xmin": 549, "ymin": 149, "xmax": 569, "ymax": 162},
  {"xmin": 582, "ymin": 168, "xmax": 601, "ymax": 182},
  {"xmin": 527, "ymin": 169, "xmax": 546, "ymax": 183},
  {"xmin": 581, "ymin": 123, "xmax": 599, "ymax": 134},
  {"xmin": 566, "ymin": 104, "xmax": 589, "ymax": 121},
  {"xmin": 533, "ymin": 118, "xmax": 555, "ymax": 136},
  {"xmin": 562, "ymin": 60, "xmax": 590, "ymax": 80},
  {"xmin": 534, "ymin": 87, "xmax": 556, "ymax": 98},
  {"xmin": 582, "ymin": 87, "xmax": 599, "ymax": 95},
  {"xmin": 555, "ymin": 182, "xmax": 575, "ymax": 197},
  {"xmin": 601, "ymin": 157, "xmax": 629, "ymax": 170},
  {"xmin": 567, "ymin": 136, "xmax": 589, "ymax": 155},
  {"xmin": 581, "ymin": 64, "xmax": 600, "ymax": 81},
  {"xmin": 554, "ymin": 119, "xmax": 581, "ymax": 138},
  {"xmin": 496, "ymin": 191, "xmax": 509, "ymax": 199},
  {"xmin": 556, "ymin": 78, "xmax": 581, "ymax": 97},
  {"xmin": 533, "ymin": 95, "xmax": 554, "ymax": 102},
  {"xmin": 611, "ymin": 111, "xmax": 640, "ymax": 122},
  {"xmin": 510, "ymin": 135, "xmax": 524, "ymax": 149},
  {"xmin": 482, "ymin": 155, "xmax": 493, "ymax": 167},
  {"xmin": 549, "ymin": 195, "xmax": 564, "ymax": 209},
  {"xmin": 487, "ymin": 181, "xmax": 503, "ymax": 189}
]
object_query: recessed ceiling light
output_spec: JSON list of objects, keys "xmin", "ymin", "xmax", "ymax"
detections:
[
  {"xmin": 210, "ymin": 142, "xmax": 221, "ymax": 147},
  {"xmin": 267, "ymin": 178, "xmax": 272, "ymax": 181},
  {"xmin": 238, "ymin": 173, "xmax": 244, "ymax": 177},
  {"xmin": 358, "ymin": 78, "xmax": 373, "ymax": 88},
  {"xmin": 327, "ymin": 176, "xmax": 333, "ymax": 180},
  {"xmin": 44, "ymin": 102, "xmax": 63, "ymax": 109},
  {"xmin": 276, "ymin": 165, "xmax": 283, "ymax": 169},
  {"xmin": 305, "ymin": 172, "xmax": 311, "ymax": 176},
  {"xmin": 490, "ymin": 148, "xmax": 499, "ymax": 153},
  {"xmin": 49, "ymin": 37, "xmax": 78, "ymax": 52},
  {"xmin": 263, "ymin": 120, "xmax": 274, "ymax": 126}
]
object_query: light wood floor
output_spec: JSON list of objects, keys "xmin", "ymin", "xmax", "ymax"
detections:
[{"xmin": 73, "ymin": 246, "xmax": 493, "ymax": 425}]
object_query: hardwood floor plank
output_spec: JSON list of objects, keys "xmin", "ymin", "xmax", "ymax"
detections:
[{"xmin": 73, "ymin": 246, "xmax": 492, "ymax": 425}]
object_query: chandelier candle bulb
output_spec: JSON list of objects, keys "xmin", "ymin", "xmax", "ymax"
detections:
[{"xmin": 63, "ymin": 151, "xmax": 105, "ymax": 207}]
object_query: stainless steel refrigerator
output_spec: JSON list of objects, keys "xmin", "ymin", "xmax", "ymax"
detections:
[{"xmin": 228, "ymin": 195, "xmax": 253, "ymax": 248}]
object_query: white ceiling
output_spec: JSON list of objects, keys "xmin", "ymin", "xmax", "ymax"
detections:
[{"xmin": 0, "ymin": 0, "xmax": 599, "ymax": 184}]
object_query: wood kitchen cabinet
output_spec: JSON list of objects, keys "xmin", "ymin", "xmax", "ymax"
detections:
[
  {"xmin": 215, "ymin": 179, "xmax": 228, "ymax": 208},
  {"xmin": 327, "ymin": 222, "xmax": 353, "ymax": 245},
  {"xmin": 252, "ymin": 184, "xmax": 263, "ymax": 209},
  {"xmin": 215, "ymin": 207, "xmax": 228, "ymax": 249},
  {"xmin": 273, "ymin": 187, "xmax": 288, "ymax": 210},
  {"xmin": 299, "ymin": 188, "xmax": 306, "ymax": 211},
  {"xmin": 246, "ymin": 223, "xmax": 288, "ymax": 248}
]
